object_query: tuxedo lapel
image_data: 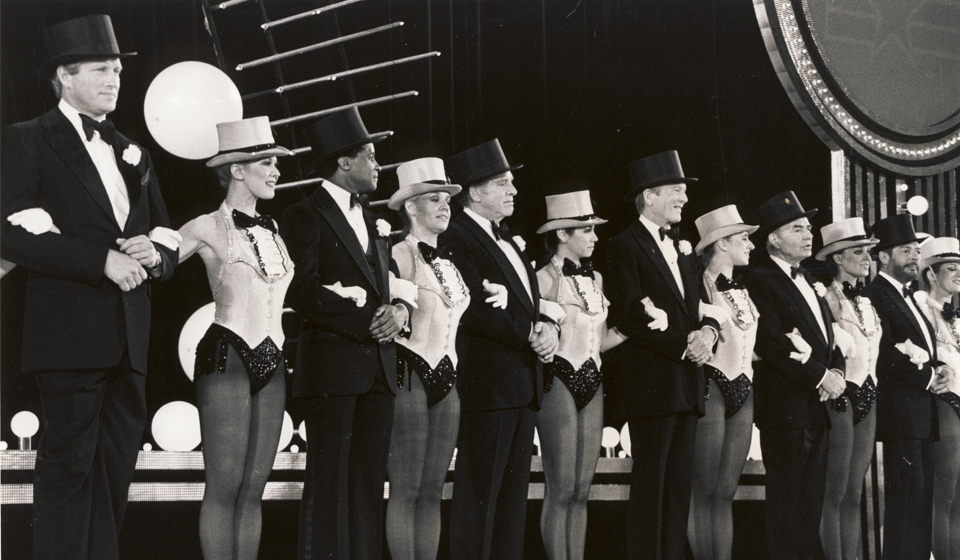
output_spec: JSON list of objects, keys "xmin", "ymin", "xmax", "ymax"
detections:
[
  {"xmin": 39, "ymin": 109, "xmax": 120, "ymax": 229},
  {"xmin": 678, "ymin": 250, "xmax": 700, "ymax": 318},
  {"xmin": 365, "ymin": 208, "xmax": 391, "ymax": 302},
  {"xmin": 113, "ymin": 133, "xmax": 140, "ymax": 231},
  {"xmin": 457, "ymin": 214, "xmax": 535, "ymax": 317},
  {"xmin": 630, "ymin": 222, "xmax": 687, "ymax": 313},
  {"xmin": 875, "ymin": 276, "xmax": 934, "ymax": 353},
  {"xmin": 768, "ymin": 261, "xmax": 828, "ymax": 347},
  {"xmin": 311, "ymin": 186, "xmax": 379, "ymax": 294}
]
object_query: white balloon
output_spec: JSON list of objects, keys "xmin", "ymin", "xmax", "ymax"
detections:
[
  {"xmin": 143, "ymin": 61, "xmax": 243, "ymax": 160},
  {"xmin": 151, "ymin": 401, "xmax": 201, "ymax": 452},
  {"xmin": 10, "ymin": 411, "xmax": 39, "ymax": 438},
  {"xmin": 178, "ymin": 302, "xmax": 217, "ymax": 381},
  {"xmin": 277, "ymin": 411, "xmax": 294, "ymax": 453}
]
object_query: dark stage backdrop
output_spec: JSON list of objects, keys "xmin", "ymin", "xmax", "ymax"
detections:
[{"xmin": 1, "ymin": 0, "xmax": 829, "ymax": 557}]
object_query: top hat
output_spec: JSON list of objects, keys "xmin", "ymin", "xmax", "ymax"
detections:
[
  {"xmin": 445, "ymin": 139, "xmax": 523, "ymax": 187},
  {"xmin": 752, "ymin": 191, "xmax": 818, "ymax": 238},
  {"xmin": 919, "ymin": 237, "xmax": 960, "ymax": 271},
  {"xmin": 206, "ymin": 117, "xmax": 293, "ymax": 167},
  {"xmin": 623, "ymin": 150, "xmax": 697, "ymax": 202},
  {"xmin": 536, "ymin": 190, "xmax": 608, "ymax": 234},
  {"xmin": 302, "ymin": 107, "xmax": 392, "ymax": 173},
  {"xmin": 38, "ymin": 15, "xmax": 136, "ymax": 79},
  {"xmin": 694, "ymin": 205, "xmax": 758, "ymax": 256},
  {"xmin": 815, "ymin": 217, "xmax": 879, "ymax": 261},
  {"xmin": 387, "ymin": 158, "xmax": 461, "ymax": 210},
  {"xmin": 871, "ymin": 213, "xmax": 923, "ymax": 252}
]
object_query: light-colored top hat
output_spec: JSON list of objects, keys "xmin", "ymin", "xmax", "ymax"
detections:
[
  {"xmin": 387, "ymin": 158, "xmax": 461, "ymax": 211},
  {"xmin": 206, "ymin": 117, "xmax": 293, "ymax": 167},
  {"xmin": 694, "ymin": 205, "xmax": 759, "ymax": 256},
  {"xmin": 815, "ymin": 217, "xmax": 879, "ymax": 261},
  {"xmin": 920, "ymin": 236, "xmax": 960, "ymax": 271},
  {"xmin": 536, "ymin": 190, "xmax": 607, "ymax": 234}
]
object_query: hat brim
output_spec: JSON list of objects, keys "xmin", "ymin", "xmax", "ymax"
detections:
[
  {"xmin": 622, "ymin": 177, "xmax": 698, "ymax": 202},
  {"xmin": 303, "ymin": 131, "xmax": 393, "ymax": 175},
  {"xmin": 921, "ymin": 254, "xmax": 960, "ymax": 271},
  {"xmin": 873, "ymin": 235, "xmax": 925, "ymax": 252},
  {"xmin": 387, "ymin": 183, "xmax": 462, "ymax": 211},
  {"xmin": 695, "ymin": 223, "xmax": 759, "ymax": 256},
  {"xmin": 755, "ymin": 208, "xmax": 819, "ymax": 238},
  {"xmin": 815, "ymin": 238, "xmax": 880, "ymax": 261},
  {"xmin": 206, "ymin": 146, "xmax": 294, "ymax": 167},
  {"xmin": 38, "ymin": 52, "xmax": 137, "ymax": 79},
  {"xmin": 536, "ymin": 216, "xmax": 608, "ymax": 234}
]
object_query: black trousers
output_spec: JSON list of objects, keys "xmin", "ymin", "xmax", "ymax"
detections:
[
  {"xmin": 626, "ymin": 412, "xmax": 698, "ymax": 560},
  {"xmin": 32, "ymin": 354, "xmax": 146, "ymax": 560},
  {"xmin": 297, "ymin": 369, "xmax": 394, "ymax": 560},
  {"xmin": 882, "ymin": 438, "xmax": 934, "ymax": 560},
  {"xmin": 759, "ymin": 427, "xmax": 828, "ymax": 560},
  {"xmin": 450, "ymin": 406, "xmax": 536, "ymax": 560}
]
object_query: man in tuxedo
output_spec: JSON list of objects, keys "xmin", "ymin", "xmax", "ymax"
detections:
[
  {"xmin": 864, "ymin": 213, "xmax": 954, "ymax": 560},
  {"xmin": 0, "ymin": 15, "xmax": 178, "ymax": 560},
  {"xmin": 744, "ymin": 191, "xmax": 846, "ymax": 560},
  {"xmin": 604, "ymin": 151, "xmax": 719, "ymax": 560},
  {"xmin": 439, "ymin": 139, "xmax": 559, "ymax": 560},
  {"xmin": 280, "ymin": 107, "xmax": 411, "ymax": 560}
]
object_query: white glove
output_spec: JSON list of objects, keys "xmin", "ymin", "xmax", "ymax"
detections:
[
  {"xmin": 894, "ymin": 339, "xmax": 930, "ymax": 369},
  {"xmin": 388, "ymin": 274, "xmax": 418, "ymax": 308},
  {"xmin": 832, "ymin": 324, "xmax": 857, "ymax": 360},
  {"xmin": 482, "ymin": 279, "xmax": 508, "ymax": 309},
  {"xmin": 324, "ymin": 281, "xmax": 367, "ymax": 308},
  {"xmin": 539, "ymin": 300, "xmax": 566, "ymax": 325},
  {"xmin": 699, "ymin": 301, "xmax": 732, "ymax": 326},
  {"xmin": 785, "ymin": 328, "xmax": 812, "ymax": 364},
  {"xmin": 641, "ymin": 297, "xmax": 668, "ymax": 332},
  {"xmin": 7, "ymin": 208, "xmax": 59, "ymax": 234},
  {"xmin": 148, "ymin": 227, "xmax": 182, "ymax": 251}
]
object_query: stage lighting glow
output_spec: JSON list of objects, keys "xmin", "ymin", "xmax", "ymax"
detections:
[
  {"xmin": 0, "ymin": 441, "xmax": 7, "ymax": 451},
  {"xmin": 289, "ymin": 444, "xmax": 299, "ymax": 454},
  {"xmin": 10, "ymin": 411, "xmax": 39, "ymax": 438},
  {"xmin": 601, "ymin": 426, "xmax": 620, "ymax": 449},
  {"xmin": 143, "ymin": 443, "xmax": 153, "ymax": 452},
  {"xmin": 151, "ymin": 401, "xmax": 202, "ymax": 452},
  {"xmin": 906, "ymin": 195, "xmax": 929, "ymax": 216},
  {"xmin": 277, "ymin": 411, "xmax": 294, "ymax": 453},
  {"xmin": 619, "ymin": 423, "xmax": 632, "ymax": 457},
  {"xmin": 178, "ymin": 302, "xmax": 217, "ymax": 381}
]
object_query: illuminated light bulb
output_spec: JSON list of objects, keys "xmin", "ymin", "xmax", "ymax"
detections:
[
  {"xmin": 906, "ymin": 196, "xmax": 929, "ymax": 216},
  {"xmin": 151, "ymin": 401, "xmax": 201, "ymax": 452},
  {"xmin": 289, "ymin": 444, "xmax": 299, "ymax": 454},
  {"xmin": 10, "ymin": 411, "xmax": 39, "ymax": 438},
  {"xmin": 143, "ymin": 443, "xmax": 153, "ymax": 452}
]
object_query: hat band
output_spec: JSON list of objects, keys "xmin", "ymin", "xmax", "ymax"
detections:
[
  {"xmin": 831, "ymin": 234, "xmax": 870, "ymax": 243},
  {"xmin": 215, "ymin": 143, "xmax": 278, "ymax": 156},
  {"xmin": 546, "ymin": 213, "xmax": 599, "ymax": 223},
  {"xmin": 931, "ymin": 252, "xmax": 960, "ymax": 259},
  {"xmin": 423, "ymin": 179, "xmax": 452, "ymax": 185}
]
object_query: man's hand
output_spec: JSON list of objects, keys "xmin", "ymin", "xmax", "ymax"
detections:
[
  {"xmin": 530, "ymin": 321, "xmax": 560, "ymax": 361},
  {"xmin": 930, "ymin": 365, "xmax": 955, "ymax": 394},
  {"xmin": 104, "ymin": 249, "xmax": 147, "ymax": 291},
  {"xmin": 117, "ymin": 236, "xmax": 159, "ymax": 268},
  {"xmin": 684, "ymin": 328, "xmax": 714, "ymax": 366},
  {"xmin": 369, "ymin": 304, "xmax": 408, "ymax": 343},
  {"xmin": 819, "ymin": 369, "xmax": 846, "ymax": 401}
]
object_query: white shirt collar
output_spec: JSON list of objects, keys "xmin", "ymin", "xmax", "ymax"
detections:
[
  {"xmin": 463, "ymin": 207, "xmax": 497, "ymax": 240},
  {"xmin": 878, "ymin": 271, "xmax": 906, "ymax": 294},
  {"xmin": 321, "ymin": 180, "xmax": 356, "ymax": 215},
  {"xmin": 769, "ymin": 254, "xmax": 801, "ymax": 277},
  {"xmin": 58, "ymin": 99, "xmax": 105, "ymax": 142},
  {"xmin": 639, "ymin": 214, "xmax": 669, "ymax": 241}
]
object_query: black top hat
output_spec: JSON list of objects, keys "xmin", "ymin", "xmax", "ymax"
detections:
[
  {"xmin": 623, "ymin": 150, "xmax": 698, "ymax": 202},
  {"xmin": 752, "ymin": 190, "xmax": 818, "ymax": 238},
  {"xmin": 445, "ymin": 139, "xmax": 523, "ymax": 187},
  {"xmin": 38, "ymin": 15, "xmax": 136, "ymax": 79},
  {"xmin": 302, "ymin": 107, "xmax": 393, "ymax": 174},
  {"xmin": 871, "ymin": 213, "xmax": 922, "ymax": 251}
]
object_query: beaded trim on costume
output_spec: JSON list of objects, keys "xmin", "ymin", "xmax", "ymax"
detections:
[
  {"xmin": 194, "ymin": 323, "xmax": 283, "ymax": 395},
  {"xmin": 407, "ymin": 236, "xmax": 468, "ymax": 308},
  {"xmin": 831, "ymin": 281, "xmax": 880, "ymax": 337},
  {"xmin": 551, "ymin": 256, "xmax": 605, "ymax": 315},
  {"xmin": 219, "ymin": 203, "xmax": 291, "ymax": 284}
]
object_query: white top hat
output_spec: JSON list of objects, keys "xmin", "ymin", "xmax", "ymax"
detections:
[
  {"xmin": 694, "ymin": 205, "xmax": 758, "ymax": 256},
  {"xmin": 387, "ymin": 158, "xmax": 461, "ymax": 211},
  {"xmin": 206, "ymin": 117, "xmax": 293, "ymax": 167},
  {"xmin": 815, "ymin": 217, "xmax": 878, "ymax": 261},
  {"xmin": 536, "ymin": 190, "xmax": 607, "ymax": 234},
  {"xmin": 920, "ymin": 236, "xmax": 960, "ymax": 271}
]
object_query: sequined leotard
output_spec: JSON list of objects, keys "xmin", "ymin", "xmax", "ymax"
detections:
[
  {"xmin": 702, "ymin": 272, "xmax": 759, "ymax": 418},
  {"xmin": 918, "ymin": 292, "xmax": 960, "ymax": 420},
  {"xmin": 826, "ymin": 281, "xmax": 881, "ymax": 424}
]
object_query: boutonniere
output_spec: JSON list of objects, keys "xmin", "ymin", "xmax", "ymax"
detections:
[
  {"xmin": 677, "ymin": 240, "xmax": 692, "ymax": 256},
  {"xmin": 513, "ymin": 235, "xmax": 526, "ymax": 252},
  {"xmin": 813, "ymin": 282, "xmax": 827, "ymax": 298},
  {"xmin": 122, "ymin": 144, "xmax": 142, "ymax": 166},
  {"xmin": 376, "ymin": 219, "xmax": 392, "ymax": 237}
]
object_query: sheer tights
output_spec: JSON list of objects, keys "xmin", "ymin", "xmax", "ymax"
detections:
[
  {"xmin": 933, "ymin": 398, "xmax": 960, "ymax": 560},
  {"xmin": 536, "ymin": 380, "xmax": 604, "ymax": 560},
  {"xmin": 820, "ymin": 399, "xmax": 876, "ymax": 560},
  {"xmin": 195, "ymin": 345, "xmax": 286, "ymax": 560},
  {"xmin": 688, "ymin": 379, "xmax": 754, "ymax": 560},
  {"xmin": 386, "ymin": 371, "xmax": 460, "ymax": 560}
]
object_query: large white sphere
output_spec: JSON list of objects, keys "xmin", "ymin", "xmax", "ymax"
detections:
[
  {"xmin": 151, "ymin": 401, "xmax": 201, "ymax": 452},
  {"xmin": 178, "ymin": 302, "xmax": 216, "ymax": 381}
]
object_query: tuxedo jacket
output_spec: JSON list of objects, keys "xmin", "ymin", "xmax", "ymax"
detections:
[
  {"xmin": 864, "ymin": 275, "xmax": 939, "ymax": 441},
  {"xmin": 745, "ymin": 257, "xmax": 844, "ymax": 431},
  {"xmin": 280, "ymin": 184, "xmax": 399, "ymax": 398},
  {"xmin": 0, "ymin": 107, "xmax": 177, "ymax": 374},
  {"xmin": 604, "ymin": 220, "xmax": 718, "ymax": 419},
  {"xmin": 438, "ymin": 212, "xmax": 543, "ymax": 411}
]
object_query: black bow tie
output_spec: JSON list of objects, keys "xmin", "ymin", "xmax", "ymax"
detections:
[
  {"xmin": 562, "ymin": 258, "xmax": 594, "ymax": 279},
  {"xmin": 842, "ymin": 281, "xmax": 865, "ymax": 299},
  {"xmin": 491, "ymin": 220, "xmax": 510, "ymax": 242},
  {"xmin": 349, "ymin": 193, "xmax": 369, "ymax": 209},
  {"xmin": 658, "ymin": 226, "xmax": 678, "ymax": 242},
  {"xmin": 79, "ymin": 114, "xmax": 115, "ymax": 144},
  {"xmin": 902, "ymin": 283, "xmax": 917, "ymax": 299},
  {"xmin": 943, "ymin": 302, "xmax": 960, "ymax": 322},
  {"xmin": 715, "ymin": 273, "xmax": 744, "ymax": 292},
  {"xmin": 232, "ymin": 209, "xmax": 276, "ymax": 233},
  {"xmin": 790, "ymin": 266, "xmax": 803, "ymax": 280},
  {"xmin": 418, "ymin": 242, "xmax": 449, "ymax": 264}
]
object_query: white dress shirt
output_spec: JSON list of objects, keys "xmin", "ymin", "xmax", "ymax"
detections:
[
  {"xmin": 878, "ymin": 271, "xmax": 939, "ymax": 389},
  {"xmin": 770, "ymin": 255, "xmax": 829, "ymax": 341},
  {"xmin": 321, "ymin": 180, "xmax": 369, "ymax": 252},
  {"xmin": 59, "ymin": 99, "xmax": 129, "ymax": 228},
  {"xmin": 463, "ymin": 207, "xmax": 533, "ymax": 305},
  {"xmin": 639, "ymin": 214, "xmax": 684, "ymax": 297}
]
